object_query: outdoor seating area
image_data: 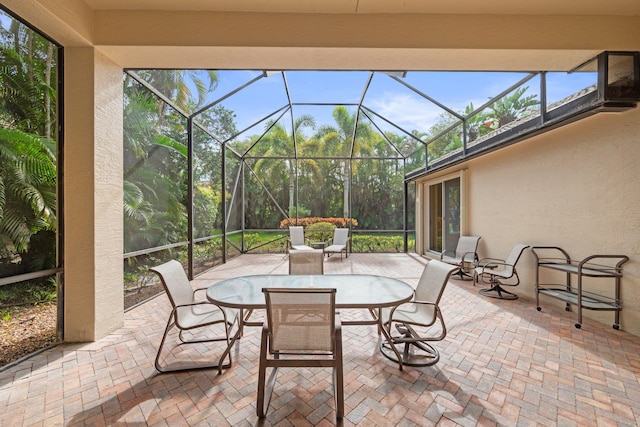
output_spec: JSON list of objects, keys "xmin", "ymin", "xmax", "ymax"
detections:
[
  {"xmin": 1, "ymin": 1, "xmax": 639, "ymax": 426},
  {"xmin": 2, "ymin": 253, "xmax": 640, "ymax": 426}
]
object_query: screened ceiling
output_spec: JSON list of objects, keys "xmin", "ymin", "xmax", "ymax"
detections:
[{"xmin": 128, "ymin": 68, "xmax": 599, "ymax": 175}]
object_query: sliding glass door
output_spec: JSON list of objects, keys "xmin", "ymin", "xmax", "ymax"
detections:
[{"xmin": 426, "ymin": 176, "xmax": 461, "ymax": 254}]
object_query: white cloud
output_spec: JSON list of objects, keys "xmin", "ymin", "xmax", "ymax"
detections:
[{"xmin": 365, "ymin": 92, "xmax": 446, "ymax": 132}]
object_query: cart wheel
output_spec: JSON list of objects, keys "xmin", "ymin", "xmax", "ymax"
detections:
[
  {"xmin": 575, "ymin": 323, "xmax": 581, "ymax": 329},
  {"xmin": 536, "ymin": 307, "xmax": 541, "ymax": 312},
  {"xmin": 613, "ymin": 324, "xmax": 620, "ymax": 330}
]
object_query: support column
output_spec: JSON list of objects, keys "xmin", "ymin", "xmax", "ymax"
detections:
[{"xmin": 64, "ymin": 47, "xmax": 124, "ymax": 341}]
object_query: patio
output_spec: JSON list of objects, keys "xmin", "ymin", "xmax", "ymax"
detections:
[{"xmin": 2, "ymin": 253, "xmax": 640, "ymax": 426}]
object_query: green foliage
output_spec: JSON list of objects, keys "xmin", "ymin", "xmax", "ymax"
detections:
[
  {"xmin": 124, "ymin": 255, "xmax": 160, "ymax": 293},
  {"xmin": 244, "ymin": 233, "xmax": 262, "ymax": 250},
  {"xmin": 463, "ymin": 103, "xmax": 494, "ymax": 142},
  {"xmin": 280, "ymin": 217, "xmax": 357, "ymax": 229},
  {"xmin": 488, "ymin": 86, "xmax": 539, "ymax": 127},
  {"xmin": 1, "ymin": 308, "xmax": 13, "ymax": 321},
  {"xmin": 351, "ymin": 234, "xmax": 406, "ymax": 253},
  {"xmin": 0, "ymin": 278, "xmax": 56, "ymax": 307},
  {"xmin": 307, "ymin": 222, "xmax": 335, "ymax": 243},
  {"xmin": 0, "ymin": 23, "xmax": 58, "ymax": 277},
  {"xmin": 288, "ymin": 205, "xmax": 311, "ymax": 218}
]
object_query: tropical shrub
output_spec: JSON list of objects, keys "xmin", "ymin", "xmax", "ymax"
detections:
[{"xmin": 279, "ymin": 217, "xmax": 357, "ymax": 229}]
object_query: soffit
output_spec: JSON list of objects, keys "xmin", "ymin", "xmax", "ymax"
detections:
[{"xmin": 82, "ymin": 0, "xmax": 640, "ymax": 16}]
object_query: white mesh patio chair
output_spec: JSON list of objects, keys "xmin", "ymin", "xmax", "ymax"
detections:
[
  {"xmin": 440, "ymin": 236, "xmax": 481, "ymax": 280},
  {"xmin": 380, "ymin": 259, "xmax": 458, "ymax": 370},
  {"xmin": 149, "ymin": 260, "xmax": 240, "ymax": 374},
  {"xmin": 289, "ymin": 249, "xmax": 324, "ymax": 274},
  {"xmin": 474, "ymin": 243, "xmax": 530, "ymax": 300},
  {"xmin": 288, "ymin": 226, "xmax": 313, "ymax": 251},
  {"xmin": 257, "ymin": 288, "xmax": 343, "ymax": 419},
  {"xmin": 324, "ymin": 228, "xmax": 349, "ymax": 260}
]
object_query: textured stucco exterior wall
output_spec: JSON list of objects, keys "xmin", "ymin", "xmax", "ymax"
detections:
[
  {"xmin": 425, "ymin": 108, "xmax": 640, "ymax": 335},
  {"xmin": 64, "ymin": 48, "xmax": 123, "ymax": 341}
]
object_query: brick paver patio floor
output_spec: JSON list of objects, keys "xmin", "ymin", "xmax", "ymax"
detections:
[{"xmin": 1, "ymin": 253, "xmax": 639, "ymax": 426}]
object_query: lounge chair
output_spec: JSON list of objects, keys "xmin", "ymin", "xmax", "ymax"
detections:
[
  {"xmin": 288, "ymin": 225, "xmax": 313, "ymax": 251},
  {"xmin": 324, "ymin": 228, "xmax": 349, "ymax": 259}
]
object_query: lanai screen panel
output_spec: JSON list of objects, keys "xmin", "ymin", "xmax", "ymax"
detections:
[
  {"xmin": 546, "ymin": 71, "xmax": 598, "ymax": 111},
  {"xmin": 351, "ymin": 158, "xmax": 405, "ymax": 230},
  {"xmin": 286, "ymin": 71, "xmax": 369, "ymax": 105},
  {"xmin": 224, "ymin": 148, "xmax": 243, "ymax": 233},
  {"xmin": 297, "ymin": 158, "xmax": 347, "ymax": 219},
  {"xmin": 123, "ymin": 77, "xmax": 189, "ymax": 253},
  {"xmin": 292, "ymin": 104, "xmax": 360, "ymax": 159},
  {"xmin": 216, "ymin": 73, "xmax": 290, "ymax": 156},
  {"xmin": 243, "ymin": 157, "xmax": 291, "ymax": 229},
  {"xmin": 192, "ymin": 125, "xmax": 223, "ymax": 240}
]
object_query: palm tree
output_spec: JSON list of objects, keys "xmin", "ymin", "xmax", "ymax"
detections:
[
  {"xmin": 488, "ymin": 86, "xmax": 539, "ymax": 127},
  {"xmin": 315, "ymin": 107, "xmax": 373, "ymax": 218},
  {"xmin": 0, "ymin": 128, "xmax": 56, "ymax": 259},
  {"xmin": 253, "ymin": 114, "xmax": 316, "ymax": 218},
  {"xmin": 0, "ymin": 23, "xmax": 58, "ymax": 272}
]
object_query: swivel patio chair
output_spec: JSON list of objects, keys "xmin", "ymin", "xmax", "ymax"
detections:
[
  {"xmin": 474, "ymin": 243, "xmax": 530, "ymax": 300},
  {"xmin": 324, "ymin": 227, "xmax": 349, "ymax": 260},
  {"xmin": 440, "ymin": 235, "xmax": 481, "ymax": 280},
  {"xmin": 257, "ymin": 288, "xmax": 343, "ymax": 419},
  {"xmin": 149, "ymin": 260, "xmax": 240, "ymax": 374},
  {"xmin": 288, "ymin": 225, "xmax": 313, "ymax": 251},
  {"xmin": 380, "ymin": 259, "xmax": 458, "ymax": 369},
  {"xmin": 289, "ymin": 248, "xmax": 324, "ymax": 274}
]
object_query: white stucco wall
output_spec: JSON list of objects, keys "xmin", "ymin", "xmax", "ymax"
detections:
[
  {"xmin": 420, "ymin": 108, "xmax": 640, "ymax": 335},
  {"xmin": 64, "ymin": 48, "xmax": 124, "ymax": 341}
]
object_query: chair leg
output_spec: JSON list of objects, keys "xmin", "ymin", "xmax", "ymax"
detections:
[
  {"xmin": 257, "ymin": 325, "xmax": 278, "ymax": 418},
  {"xmin": 155, "ymin": 313, "xmax": 236, "ymax": 374},
  {"xmin": 380, "ymin": 323, "xmax": 441, "ymax": 367},
  {"xmin": 154, "ymin": 317, "xmax": 175, "ymax": 373},
  {"xmin": 379, "ymin": 321, "xmax": 404, "ymax": 370},
  {"xmin": 334, "ymin": 323, "xmax": 344, "ymax": 419}
]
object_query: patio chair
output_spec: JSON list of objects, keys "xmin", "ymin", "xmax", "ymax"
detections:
[
  {"xmin": 289, "ymin": 248, "xmax": 324, "ymax": 274},
  {"xmin": 149, "ymin": 260, "xmax": 240, "ymax": 374},
  {"xmin": 288, "ymin": 225, "xmax": 313, "ymax": 251},
  {"xmin": 440, "ymin": 236, "xmax": 481, "ymax": 280},
  {"xmin": 324, "ymin": 227, "xmax": 349, "ymax": 259},
  {"xmin": 474, "ymin": 243, "xmax": 530, "ymax": 300},
  {"xmin": 257, "ymin": 288, "xmax": 343, "ymax": 419},
  {"xmin": 380, "ymin": 259, "xmax": 458, "ymax": 369}
]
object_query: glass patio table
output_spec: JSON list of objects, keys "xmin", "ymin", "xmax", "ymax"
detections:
[{"xmin": 206, "ymin": 274, "xmax": 414, "ymax": 367}]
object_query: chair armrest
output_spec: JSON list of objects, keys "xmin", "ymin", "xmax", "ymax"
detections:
[
  {"xmin": 175, "ymin": 301, "xmax": 214, "ymax": 309},
  {"xmin": 193, "ymin": 287, "xmax": 209, "ymax": 296},
  {"xmin": 477, "ymin": 258, "xmax": 513, "ymax": 274},
  {"xmin": 440, "ymin": 249, "xmax": 456, "ymax": 260},
  {"xmin": 477, "ymin": 257, "xmax": 506, "ymax": 268},
  {"xmin": 461, "ymin": 251, "xmax": 478, "ymax": 263}
]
